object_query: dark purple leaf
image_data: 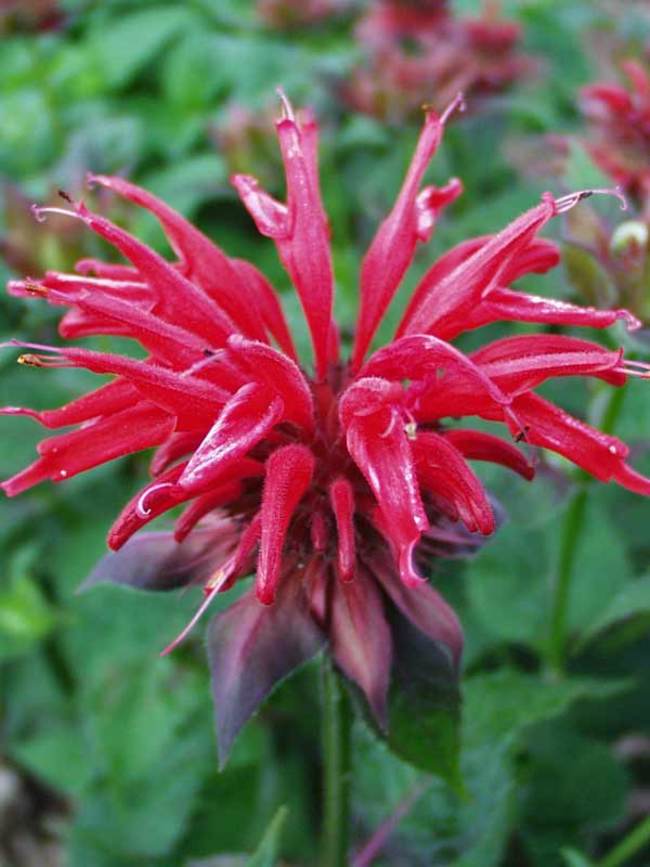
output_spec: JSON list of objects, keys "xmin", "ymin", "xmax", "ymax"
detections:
[
  {"xmin": 371, "ymin": 556, "xmax": 463, "ymax": 670},
  {"xmin": 330, "ymin": 571, "xmax": 391, "ymax": 730},
  {"xmin": 80, "ymin": 527, "xmax": 230, "ymax": 592},
  {"xmin": 207, "ymin": 584, "xmax": 325, "ymax": 767}
]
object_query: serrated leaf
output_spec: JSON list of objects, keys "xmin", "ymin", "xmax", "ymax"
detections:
[
  {"xmin": 246, "ymin": 806, "xmax": 288, "ymax": 867},
  {"xmin": 463, "ymin": 669, "xmax": 631, "ymax": 749}
]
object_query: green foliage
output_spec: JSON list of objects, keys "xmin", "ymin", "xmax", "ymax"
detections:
[{"xmin": 2, "ymin": 1, "xmax": 650, "ymax": 865}]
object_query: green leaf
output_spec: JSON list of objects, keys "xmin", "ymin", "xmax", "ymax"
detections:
[
  {"xmin": 385, "ymin": 606, "xmax": 461, "ymax": 789},
  {"xmin": 11, "ymin": 725, "xmax": 94, "ymax": 796},
  {"xmin": 91, "ymin": 7, "xmax": 196, "ymax": 89},
  {"xmin": 577, "ymin": 575, "xmax": 650, "ymax": 648},
  {"xmin": 246, "ymin": 806, "xmax": 289, "ymax": 867},
  {"xmin": 521, "ymin": 725, "xmax": 628, "ymax": 865},
  {"xmin": 465, "ymin": 520, "xmax": 550, "ymax": 650},
  {"xmin": 463, "ymin": 670, "xmax": 631, "ymax": 749},
  {"xmin": 0, "ymin": 552, "xmax": 58, "ymax": 659},
  {"xmin": 139, "ymin": 154, "xmax": 227, "ymax": 219}
]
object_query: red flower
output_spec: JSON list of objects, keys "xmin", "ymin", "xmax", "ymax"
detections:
[
  {"xmin": 580, "ymin": 60, "xmax": 650, "ymax": 204},
  {"xmin": 344, "ymin": 0, "xmax": 535, "ymax": 120},
  {"xmin": 3, "ymin": 94, "xmax": 649, "ymax": 761}
]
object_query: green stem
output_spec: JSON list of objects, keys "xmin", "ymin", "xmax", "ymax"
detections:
[
  {"xmin": 320, "ymin": 661, "xmax": 351, "ymax": 867},
  {"xmin": 599, "ymin": 814, "xmax": 650, "ymax": 867},
  {"xmin": 547, "ymin": 485, "xmax": 588, "ymax": 675},
  {"xmin": 546, "ymin": 386, "xmax": 627, "ymax": 675}
]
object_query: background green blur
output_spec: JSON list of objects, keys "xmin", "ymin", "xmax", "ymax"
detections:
[{"xmin": 2, "ymin": 1, "xmax": 650, "ymax": 865}]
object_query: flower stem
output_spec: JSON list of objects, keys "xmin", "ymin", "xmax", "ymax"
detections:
[
  {"xmin": 320, "ymin": 661, "xmax": 351, "ymax": 867},
  {"xmin": 547, "ymin": 485, "xmax": 588, "ymax": 674},
  {"xmin": 599, "ymin": 814, "xmax": 650, "ymax": 867},
  {"xmin": 546, "ymin": 386, "xmax": 627, "ymax": 675}
]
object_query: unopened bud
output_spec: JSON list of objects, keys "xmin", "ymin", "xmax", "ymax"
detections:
[{"xmin": 610, "ymin": 220, "xmax": 649, "ymax": 255}]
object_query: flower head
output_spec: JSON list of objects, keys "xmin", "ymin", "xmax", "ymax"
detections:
[
  {"xmin": 344, "ymin": 0, "xmax": 534, "ymax": 120},
  {"xmin": 3, "ymin": 94, "xmax": 649, "ymax": 761},
  {"xmin": 580, "ymin": 59, "xmax": 650, "ymax": 204}
]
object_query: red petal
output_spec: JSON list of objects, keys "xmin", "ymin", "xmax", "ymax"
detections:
[
  {"xmin": 231, "ymin": 258, "xmax": 297, "ymax": 361},
  {"xmin": 70, "ymin": 201, "xmax": 238, "ymax": 345},
  {"xmin": 256, "ymin": 444, "xmax": 315, "ymax": 604},
  {"xmin": 352, "ymin": 101, "xmax": 461, "ymax": 369},
  {"xmin": 361, "ymin": 334, "xmax": 512, "ymax": 421},
  {"xmin": 226, "ymin": 334, "xmax": 314, "ymax": 433},
  {"xmin": 443, "ymin": 429, "xmax": 534, "ymax": 480},
  {"xmin": 0, "ymin": 379, "xmax": 136, "ymax": 429},
  {"xmin": 2, "ymin": 404, "xmax": 174, "ymax": 497},
  {"xmin": 28, "ymin": 344, "xmax": 229, "ymax": 429},
  {"xmin": 399, "ymin": 196, "xmax": 556, "ymax": 340},
  {"xmin": 461, "ymin": 287, "xmax": 641, "ymax": 333},
  {"xmin": 471, "ymin": 334, "xmax": 626, "ymax": 395},
  {"xmin": 179, "ymin": 382, "xmax": 284, "ymax": 494},
  {"xmin": 174, "ymin": 482, "xmax": 243, "ymax": 543},
  {"xmin": 233, "ymin": 104, "xmax": 334, "ymax": 379},
  {"xmin": 413, "ymin": 431, "xmax": 495, "ymax": 535},
  {"xmin": 51, "ymin": 287, "xmax": 206, "ymax": 367},
  {"xmin": 88, "ymin": 173, "xmax": 270, "ymax": 342},
  {"xmin": 331, "ymin": 569, "xmax": 391, "ymax": 728},
  {"xmin": 341, "ymin": 382, "xmax": 428, "ymax": 585},
  {"xmin": 506, "ymin": 393, "xmax": 650, "ymax": 494},
  {"xmin": 329, "ymin": 477, "xmax": 356, "ymax": 581}
]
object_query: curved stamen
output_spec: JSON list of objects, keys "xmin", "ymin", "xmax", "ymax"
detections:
[
  {"xmin": 136, "ymin": 482, "xmax": 175, "ymax": 518},
  {"xmin": 31, "ymin": 204, "xmax": 80, "ymax": 223},
  {"xmin": 554, "ymin": 186, "xmax": 627, "ymax": 215}
]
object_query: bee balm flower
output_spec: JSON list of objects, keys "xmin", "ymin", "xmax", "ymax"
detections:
[{"xmin": 3, "ymin": 94, "xmax": 649, "ymax": 762}]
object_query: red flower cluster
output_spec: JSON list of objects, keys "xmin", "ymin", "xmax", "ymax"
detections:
[
  {"xmin": 344, "ymin": 0, "xmax": 534, "ymax": 120},
  {"xmin": 3, "ymin": 94, "xmax": 649, "ymax": 757},
  {"xmin": 257, "ymin": 0, "xmax": 346, "ymax": 29},
  {"xmin": 580, "ymin": 60, "xmax": 650, "ymax": 204}
]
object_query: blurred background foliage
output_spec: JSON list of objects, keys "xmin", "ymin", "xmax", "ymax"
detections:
[{"xmin": 2, "ymin": 0, "xmax": 650, "ymax": 865}]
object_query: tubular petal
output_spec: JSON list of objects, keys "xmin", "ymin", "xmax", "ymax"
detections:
[
  {"xmin": 87, "ymin": 173, "xmax": 270, "ymax": 342},
  {"xmin": 226, "ymin": 335, "xmax": 314, "ymax": 433},
  {"xmin": 443, "ymin": 429, "xmax": 534, "ymax": 480},
  {"xmin": 69, "ymin": 200, "xmax": 239, "ymax": 346},
  {"xmin": 413, "ymin": 431, "xmax": 495, "ymax": 535},
  {"xmin": 233, "ymin": 101, "xmax": 334, "ymax": 379},
  {"xmin": 344, "ymin": 402, "xmax": 428, "ymax": 583},
  {"xmin": 2, "ymin": 404, "xmax": 174, "ymax": 497},
  {"xmin": 460, "ymin": 288, "xmax": 641, "ymax": 334},
  {"xmin": 179, "ymin": 382, "xmax": 284, "ymax": 494},
  {"xmin": 506, "ymin": 393, "xmax": 650, "ymax": 494},
  {"xmin": 256, "ymin": 444, "xmax": 315, "ymax": 604},
  {"xmin": 401, "ymin": 197, "xmax": 556, "ymax": 339},
  {"xmin": 329, "ymin": 477, "xmax": 357, "ymax": 581},
  {"xmin": 471, "ymin": 334, "xmax": 626, "ymax": 395},
  {"xmin": 352, "ymin": 99, "xmax": 461, "ymax": 369},
  {"xmin": 0, "ymin": 379, "xmax": 137, "ymax": 429}
]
